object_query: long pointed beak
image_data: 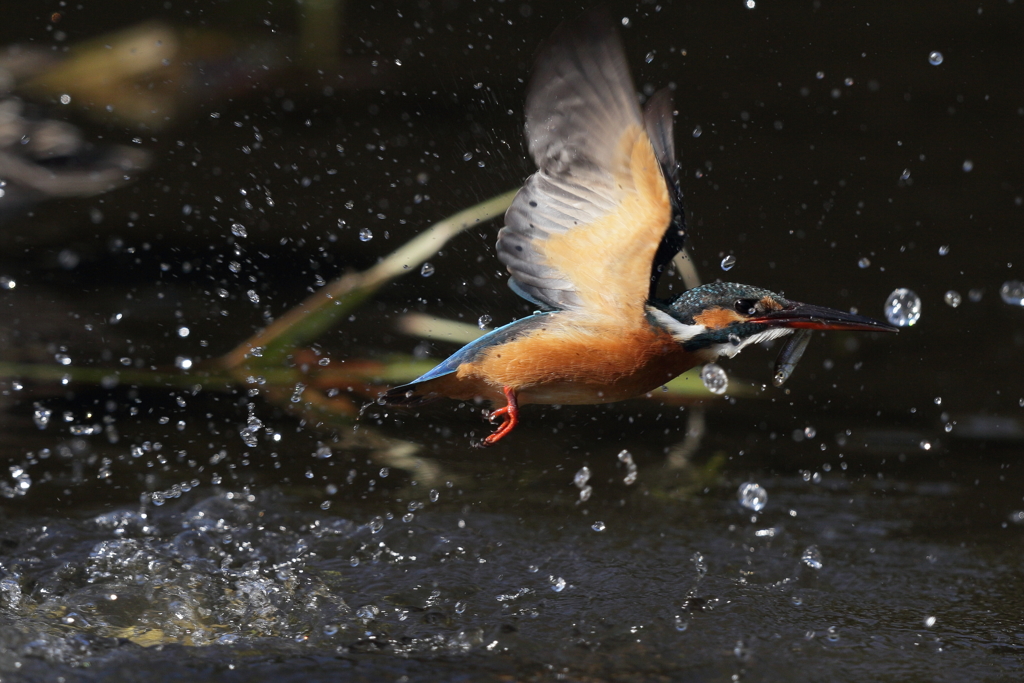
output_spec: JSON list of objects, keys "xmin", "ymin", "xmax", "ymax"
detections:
[{"xmin": 748, "ymin": 302, "xmax": 898, "ymax": 332}]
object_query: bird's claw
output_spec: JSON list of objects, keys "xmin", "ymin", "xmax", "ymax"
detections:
[{"xmin": 478, "ymin": 386, "xmax": 519, "ymax": 447}]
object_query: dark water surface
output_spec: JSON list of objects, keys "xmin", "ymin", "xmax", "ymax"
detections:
[{"xmin": 1, "ymin": 1, "xmax": 1023, "ymax": 681}]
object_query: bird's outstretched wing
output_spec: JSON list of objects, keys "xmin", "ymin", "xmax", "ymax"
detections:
[{"xmin": 497, "ymin": 10, "xmax": 686, "ymax": 316}]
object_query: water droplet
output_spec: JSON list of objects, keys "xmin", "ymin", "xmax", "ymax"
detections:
[
  {"xmin": 804, "ymin": 426, "xmax": 817, "ymax": 439},
  {"xmin": 358, "ymin": 228, "xmax": 373, "ymax": 242},
  {"xmin": 884, "ymin": 288, "xmax": 921, "ymax": 327},
  {"xmin": 550, "ymin": 576, "xmax": 566, "ymax": 592},
  {"xmin": 177, "ymin": 326, "xmax": 190, "ymax": 338},
  {"xmin": 57, "ymin": 249, "xmax": 79, "ymax": 270},
  {"xmin": 801, "ymin": 545, "xmax": 823, "ymax": 569},
  {"xmin": 645, "ymin": 51, "xmax": 654, "ymax": 63},
  {"xmin": 968, "ymin": 288, "xmax": 984, "ymax": 303},
  {"xmin": 574, "ymin": 466, "xmax": 592, "ymax": 502},
  {"xmin": 928, "ymin": 51, "xmax": 944, "ymax": 66},
  {"xmin": 592, "ymin": 521, "xmax": 606, "ymax": 532},
  {"xmin": 738, "ymin": 482, "xmax": 767, "ymax": 511},
  {"xmin": 175, "ymin": 356, "xmax": 193, "ymax": 370},
  {"xmin": 1000, "ymin": 280, "xmax": 1024, "ymax": 306},
  {"xmin": 246, "ymin": 289, "xmax": 259, "ymax": 303},
  {"xmin": 617, "ymin": 449, "xmax": 638, "ymax": 485},
  {"xmin": 815, "ymin": 71, "xmax": 825, "ymax": 80},
  {"xmin": 692, "ymin": 125, "xmax": 702, "ymax": 138},
  {"xmin": 962, "ymin": 159, "xmax": 973, "ymax": 172},
  {"xmin": 691, "ymin": 551, "xmax": 707, "ymax": 577},
  {"xmin": 745, "ymin": 0, "xmax": 756, "ymax": 8},
  {"xmin": 674, "ymin": 615, "xmax": 689, "ymax": 631},
  {"xmin": 462, "ymin": 152, "xmax": 473, "ymax": 161},
  {"xmin": 239, "ymin": 427, "xmax": 258, "ymax": 447},
  {"xmin": 420, "ymin": 262, "xmax": 435, "ymax": 277},
  {"xmin": 230, "ymin": 223, "xmax": 247, "ymax": 238},
  {"xmin": 701, "ymin": 363, "xmax": 728, "ymax": 395},
  {"xmin": 573, "ymin": 466, "xmax": 591, "ymax": 488},
  {"xmin": 32, "ymin": 403, "xmax": 52, "ymax": 429},
  {"xmin": 857, "ymin": 257, "xmax": 871, "ymax": 268},
  {"xmin": 720, "ymin": 255, "xmax": 736, "ymax": 271},
  {"xmin": 943, "ymin": 290, "xmax": 961, "ymax": 308},
  {"xmin": 900, "ymin": 169, "xmax": 911, "ymax": 181},
  {"xmin": 924, "ymin": 615, "xmax": 936, "ymax": 628},
  {"xmin": 919, "ymin": 439, "xmax": 932, "ymax": 451},
  {"xmin": 454, "ymin": 601, "xmax": 467, "ymax": 614},
  {"xmin": 0, "ymin": 276, "xmax": 15, "ymax": 290},
  {"xmin": 477, "ymin": 315, "xmax": 492, "ymax": 329},
  {"xmin": 938, "ymin": 244, "xmax": 950, "ymax": 256}
]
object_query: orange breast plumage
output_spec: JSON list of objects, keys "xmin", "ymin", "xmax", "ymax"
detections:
[{"xmin": 454, "ymin": 313, "xmax": 697, "ymax": 405}]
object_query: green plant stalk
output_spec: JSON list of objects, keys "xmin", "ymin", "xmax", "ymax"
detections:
[{"xmin": 0, "ymin": 362, "xmax": 235, "ymax": 391}]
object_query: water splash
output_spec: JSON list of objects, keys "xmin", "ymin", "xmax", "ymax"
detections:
[{"xmin": 801, "ymin": 545, "xmax": 823, "ymax": 569}]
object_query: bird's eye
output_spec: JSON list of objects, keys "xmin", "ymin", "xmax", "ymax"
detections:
[{"xmin": 735, "ymin": 299, "xmax": 759, "ymax": 316}]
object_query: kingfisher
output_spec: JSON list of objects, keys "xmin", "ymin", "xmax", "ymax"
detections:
[{"xmin": 380, "ymin": 11, "xmax": 895, "ymax": 446}]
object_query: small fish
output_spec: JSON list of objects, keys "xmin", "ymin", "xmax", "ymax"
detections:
[{"xmin": 773, "ymin": 329, "xmax": 813, "ymax": 387}]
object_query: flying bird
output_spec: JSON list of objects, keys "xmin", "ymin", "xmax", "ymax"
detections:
[{"xmin": 381, "ymin": 11, "xmax": 895, "ymax": 445}]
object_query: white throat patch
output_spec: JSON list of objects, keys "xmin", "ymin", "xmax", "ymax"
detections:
[
  {"xmin": 647, "ymin": 305, "xmax": 795, "ymax": 358},
  {"xmin": 646, "ymin": 306, "xmax": 705, "ymax": 343}
]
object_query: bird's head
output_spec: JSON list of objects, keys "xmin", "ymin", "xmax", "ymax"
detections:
[{"xmin": 648, "ymin": 282, "xmax": 897, "ymax": 360}]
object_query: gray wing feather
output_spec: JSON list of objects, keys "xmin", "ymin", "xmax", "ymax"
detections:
[
  {"xmin": 497, "ymin": 10, "xmax": 644, "ymax": 311},
  {"xmin": 642, "ymin": 88, "xmax": 688, "ymax": 298},
  {"xmin": 643, "ymin": 88, "xmax": 677, "ymax": 172}
]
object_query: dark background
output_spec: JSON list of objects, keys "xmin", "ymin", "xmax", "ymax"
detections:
[{"xmin": 1, "ymin": 1, "xmax": 1022, "ymax": 681}]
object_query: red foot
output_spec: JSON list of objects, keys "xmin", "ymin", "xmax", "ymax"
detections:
[{"xmin": 481, "ymin": 386, "xmax": 519, "ymax": 447}]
